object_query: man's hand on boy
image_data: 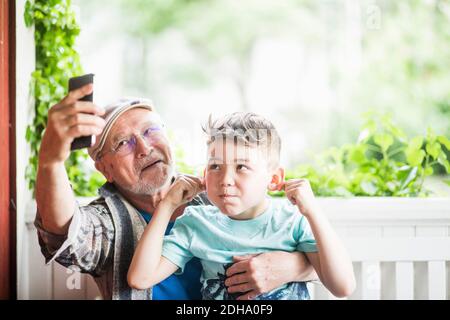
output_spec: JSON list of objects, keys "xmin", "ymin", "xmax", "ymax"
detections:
[
  {"xmin": 161, "ymin": 174, "xmax": 205, "ymax": 210},
  {"xmin": 284, "ymin": 179, "xmax": 320, "ymax": 217},
  {"xmin": 224, "ymin": 251, "xmax": 317, "ymax": 300}
]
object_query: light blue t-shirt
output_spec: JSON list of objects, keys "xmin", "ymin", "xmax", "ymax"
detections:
[{"xmin": 162, "ymin": 198, "xmax": 318, "ymax": 300}]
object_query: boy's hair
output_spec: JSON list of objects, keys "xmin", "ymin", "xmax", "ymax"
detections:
[{"xmin": 203, "ymin": 112, "xmax": 282, "ymax": 168}]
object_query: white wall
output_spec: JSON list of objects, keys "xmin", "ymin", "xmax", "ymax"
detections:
[{"xmin": 15, "ymin": 0, "xmax": 35, "ymax": 300}]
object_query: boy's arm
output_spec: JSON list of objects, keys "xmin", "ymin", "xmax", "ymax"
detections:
[
  {"xmin": 127, "ymin": 201, "xmax": 179, "ymax": 289},
  {"xmin": 127, "ymin": 174, "xmax": 204, "ymax": 290},
  {"xmin": 285, "ymin": 179, "xmax": 356, "ymax": 298},
  {"xmin": 303, "ymin": 210, "xmax": 355, "ymax": 298}
]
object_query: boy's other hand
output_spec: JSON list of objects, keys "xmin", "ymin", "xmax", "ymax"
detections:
[
  {"xmin": 284, "ymin": 179, "xmax": 319, "ymax": 217},
  {"xmin": 162, "ymin": 174, "xmax": 205, "ymax": 210}
]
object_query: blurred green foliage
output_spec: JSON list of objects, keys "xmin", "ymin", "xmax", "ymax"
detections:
[
  {"xmin": 25, "ymin": 0, "xmax": 450, "ymax": 197},
  {"xmin": 24, "ymin": 0, "xmax": 105, "ymax": 196},
  {"xmin": 271, "ymin": 113, "xmax": 450, "ymax": 197}
]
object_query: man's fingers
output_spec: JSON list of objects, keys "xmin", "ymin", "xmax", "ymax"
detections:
[
  {"xmin": 225, "ymin": 260, "xmax": 248, "ymax": 277},
  {"xmin": 67, "ymin": 124, "xmax": 103, "ymax": 138},
  {"xmin": 64, "ymin": 113, "xmax": 106, "ymax": 128},
  {"xmin": 232, "ymin": 254, "xmax": 257, "ymax": 262},
  {"xmin": 236, "ymin": 290, "xmax": 258, "ymax": 301},
  {"xmin": 224, "ymin": 273, "xmax": 248, "ymax": 287},
  {"xmin": 227, "ymin": 282, "xmax": 252, "ymax": 294},
  {"xmin": 64, "ymin": 83, "xmax": 94, "ymax": 105},
  {"xmin": 66, "ymin": 101, "xmax": 105, "ymax": 116}
]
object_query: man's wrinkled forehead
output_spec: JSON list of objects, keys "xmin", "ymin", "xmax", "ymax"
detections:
[{"xmin": 107, "ymin": 109, "xmax": 164, "ymax": 143}]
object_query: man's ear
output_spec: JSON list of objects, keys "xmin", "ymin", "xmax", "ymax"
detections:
[
  {"xmin": 267, "ymin": 167, "xmax": 285, "ymax": 191},
  {"xmin": 95, "ymin": 160, "xmax": 114, "ymax": 183}
]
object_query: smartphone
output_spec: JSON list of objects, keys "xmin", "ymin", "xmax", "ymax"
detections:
[{"xmin": 68, "ymin": 73, "xmax": 96, "ymax": 150}]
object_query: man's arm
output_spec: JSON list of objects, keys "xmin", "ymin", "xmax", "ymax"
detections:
[
  {"xmin": 36, "ymin": 84, "xmax": 105, "ymax": 234},
  {"xmin": 224, "ymin": 251, "xmax": 317, "ymax": 300},
  {"xmin": 35, "ymin": 199, "xmax": 116, "ymax": 276}
]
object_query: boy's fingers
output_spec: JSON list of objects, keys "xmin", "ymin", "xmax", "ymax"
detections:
[
  {"xmin": 184, "ymin": 175, "xmax": 206, "ymax": 192},
  {"xmin": 285, "ymin": 181, "xmax": 303, "ymax": 192}
]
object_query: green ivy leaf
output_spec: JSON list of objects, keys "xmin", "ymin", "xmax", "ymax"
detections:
[
  {"xmin": 437, "ymin": 154, "xmax": 450, "ymax": 173},
  {"xmin": 409, "ymin": 136, "xmax": 423, "ymax": 150},
  {"xmin": 424, "ymin": 166, "xmax": 434, "ymax": 176},
  {"xmin": 406, "ymin": 148, "xmax": 425, "ymax": 166},
  {"xmin": 24, "ymin": 1, "xmax": 34, "ymax": 27},
  {"xmin": 437, "ymin": 135, "xmax": 450, "ymax": 150},
  {"xmin": 425, "ymin": 141, "xmax": 441, "ymax": 160},
  {"xmin": 374, "ymin": 133, "xmax": 394, "ymax": 153},
  {"xmin": 360, "ymin": 180, "xmax": 378, "ymax": 196},
  {"xmin": 399, "ymin": 166, "xmax": 418, "ymax": 189}
]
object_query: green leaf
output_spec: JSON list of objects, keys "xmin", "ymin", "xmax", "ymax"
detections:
[
  {"xmin": 437, "ymin": 155, "xmax": 450, "ymax": 173},
  {"xmin": 425, "ymin": 141, "xmax": 441, "ymax": 160},
  {"xmin": 437, "ymin": 136, "xmax": 450, "ymax": 150},
  {"xmin": 409, "ymin": 136, "xmax": 423, "ymax": 150},
  {"xmin": 399, "ymin": 166, "xmax": 418, "ymax": 189},
  {"xmin": 406, "ymin": 149, "xmax": 425, "ymax": 167},
  {"xmin": 374, "ymin": 133, "xmax": 394, "ymax": 153},
  {"xmin": 360, "ymin": 181, "xmax": 378, "ymax": 196},
  {"xmin": 424, "ymin": 167, "xmax": 434, "ymax": 176},
  {"xmin": 24, "ymin": 1, "xmax": 34, "ymax": 27},
  {"xmin": 348, "ymin": 145, "xmax": 367, "ymax": 164}
]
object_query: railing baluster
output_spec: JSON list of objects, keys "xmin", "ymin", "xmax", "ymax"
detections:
[
  {"xmin": 428, "ymin": 261, "xmax": 446, "ymax": 300},
  {"xmin": 361, "ymin": 261, "xmax": 381, "ymax": 299},
  {"xmin": 395, "ymin": 262, "xmax": 414, "ymax": 299}
]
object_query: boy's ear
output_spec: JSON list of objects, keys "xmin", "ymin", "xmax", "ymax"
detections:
[
  {"xmin": 95, "ymin": 160, "xmax": 114, "ymax": 183},
  {"xmin": 267, "ymin": 167, "xmax": 285, "ymax": 191}
]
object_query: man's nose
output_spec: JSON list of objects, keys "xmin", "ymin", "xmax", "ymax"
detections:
[{"xmin": 135, "ymin": 135, "xmax": 152, "ymax": 158}]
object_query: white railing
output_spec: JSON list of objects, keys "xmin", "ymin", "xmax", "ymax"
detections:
[
  {"xmin": 21, "ymin": 197, "xmax": 450, "ymax": 300},
  {"xmin": 309, "ymin": 198, "xmax": 450, "ymax": 300}
]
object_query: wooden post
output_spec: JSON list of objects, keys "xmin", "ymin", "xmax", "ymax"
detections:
[{"xmin": 0, "ymin": 0, "xmax": 16, "ymax": 300}]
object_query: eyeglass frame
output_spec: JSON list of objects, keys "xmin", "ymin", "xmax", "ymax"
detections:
[{"xmin": 97, "ymin": 121, "xmax": 166, "ymax": 159}]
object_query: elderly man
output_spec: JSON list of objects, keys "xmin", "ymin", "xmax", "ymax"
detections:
[{"xmin": 35, "ymin": 84, "xmax": 316, "ymax": 300}]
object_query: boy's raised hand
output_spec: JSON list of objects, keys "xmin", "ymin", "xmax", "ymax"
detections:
[
  {"xmin": 284, "ymin": 179, "xmax": 319, "ymax": 217},
  {"xmin": 162, "ymin": 174, "xmax": 205, "ymax": 210}
]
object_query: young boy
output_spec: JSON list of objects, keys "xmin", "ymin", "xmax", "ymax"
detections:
[{"xmin": 128, "ymin": 112, "xmax": 355, "ymax": 300}]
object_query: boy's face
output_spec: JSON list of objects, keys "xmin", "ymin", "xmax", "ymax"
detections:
[{"xmin": 205, "ymin": 140, "xmax": 282, "ymax": 219}]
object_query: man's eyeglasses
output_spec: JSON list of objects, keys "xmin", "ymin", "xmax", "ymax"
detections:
[{"xmin": 101, "ymin": 124, "xmax": 164, "ymax": 158}]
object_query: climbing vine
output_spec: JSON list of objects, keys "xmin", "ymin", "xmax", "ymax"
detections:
[{"xmin": 24, "ymin": 0, "xmax": 105, "ymax": 197}]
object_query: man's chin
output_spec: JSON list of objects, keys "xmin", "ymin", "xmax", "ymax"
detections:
[{"xmin": 137, "ymin": 163, "xmax": 174, "ymax": 193}]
